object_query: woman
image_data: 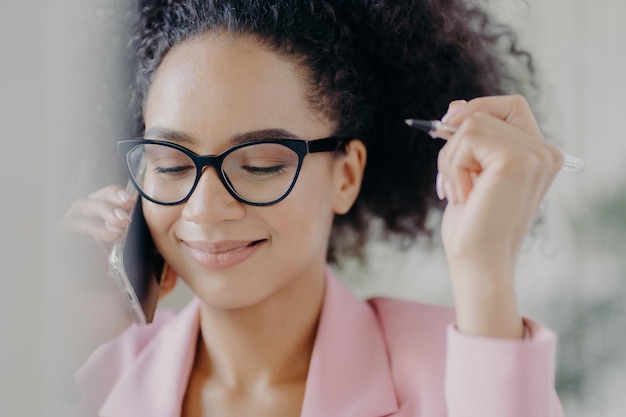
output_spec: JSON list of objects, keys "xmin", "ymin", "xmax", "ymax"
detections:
[{"xmin": 65, "ymin": 0, "xmax": 564, "ymax": 416}]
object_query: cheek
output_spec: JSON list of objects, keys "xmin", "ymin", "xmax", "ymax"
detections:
[
  {"xmin": 270, "ymin": 159, "xmax": 336, "ymax": 242},
  {"xmin": 141, "ymin": 200, "xmax": 179, "ymax": 250}
]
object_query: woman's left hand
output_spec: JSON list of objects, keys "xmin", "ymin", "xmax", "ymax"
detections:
[{"xmin": 436, "ymin": 95, "xmax": 563, "ymax": 338}]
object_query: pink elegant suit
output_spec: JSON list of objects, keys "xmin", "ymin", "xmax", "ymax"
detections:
[{"xmin": 75, "ymin": 271, "xmax": 564, "ymax": 417}]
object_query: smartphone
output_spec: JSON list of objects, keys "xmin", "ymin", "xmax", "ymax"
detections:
[{"xmin": 108, "ymin": 182, "xmax": 165, "ymax": 326}]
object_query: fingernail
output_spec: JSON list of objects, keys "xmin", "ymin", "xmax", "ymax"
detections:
[
  {"xmin": 114, "ymin": 208, "xmax": 130, "ymax": 221},
  {"xmin": 444, "ymin": 181, "xmax": 456, "ymax": 204},
  {"xmin": 104, "ymin": 222, "xmax": 122, "ymax": 233},
  {"xmin": 442, "ymin": 100, "xmax": 467, "ymax": 123},
  {"xmin": 117, "ymin": 189, "xmax": 133, "ymax": 202},
  {"xmin": 436, "ymin": 173, "xmax": 446, "ymax": 200}
]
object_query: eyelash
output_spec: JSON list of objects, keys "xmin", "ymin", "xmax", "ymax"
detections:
[
  {"xmin": 242, "ymin": 165, "xmax": 286, "ymax": 175},
  {"xmin": 155, "ymin": 165, "xmax": 193, "ymax": 175}
]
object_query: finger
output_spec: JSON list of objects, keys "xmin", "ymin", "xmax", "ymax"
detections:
[
  {"xmin": 461, "ymin": 112, "xmax": 561, "ymax": 174},
  {"xmin": 448, "ymin": 141, "xmax": 480, "ymax": 203},
  {"xmin": 442, "ymin": 95, "xmax": 543, "ymax": 139},
  {"xmin": 438, "ymin": 141, "xmax": 480, "ymax": 204},
  {"xmin": 88, "ymin": 184, "xmax": 137, "ymax": 210},
  {"xmin": 437, "ymin": 143, "xmax": 452, "ymax": 201},
  {"xmin": 435, "ymin": 172, "xmax": 447, "ymax": 200},
  {"xmin": 66, "ymin": 197, "xmax": 133, "ymax": 230},
  {"xmin": 63, "ymin": 216, "xmax": 125, "ymax": 242},
  {"xmin": 441, "ymin": 99, "xmax": 467, "ymax": 125},
  {"xmin": 437, "ymin": 126, "xmax": 469, "ymax": 205},
  {"xmin": 439, "ymin": 112, "xmax": 541, "ymax": 203},
  {"xmin": 437, "ymin": 111, "xmax": 484, "ymax": 204}
]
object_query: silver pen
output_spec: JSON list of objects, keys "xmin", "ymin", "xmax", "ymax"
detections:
[{"xmin": 405, "ymin": 118, "xmax": 585, "ymax": 174}]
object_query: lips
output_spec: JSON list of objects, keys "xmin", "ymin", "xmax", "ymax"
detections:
[{"xmin": 181, "ymin": 238, "xmax": 267, "ymax": 270}]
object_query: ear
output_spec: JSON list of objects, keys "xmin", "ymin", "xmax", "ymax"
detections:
[
  {"xmin": 158, "ymin": 263, "xmax": 179, "ymax": 300},
  {"xmin": 332, "ymin": 139, "xmax": 367, "ymax": 215}
]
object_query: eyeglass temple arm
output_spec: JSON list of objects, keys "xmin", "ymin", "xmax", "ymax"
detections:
[{"xmin": 307, "ymin": 137, "xmax": 350, "ymax": 153}]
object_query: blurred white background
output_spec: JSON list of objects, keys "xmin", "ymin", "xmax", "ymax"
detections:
[{"xmin": 2, "ymin": 1, "xmax": 624, "ymax": 416}]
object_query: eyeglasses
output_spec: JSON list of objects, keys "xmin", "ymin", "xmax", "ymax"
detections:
[{"xmin": 117, "ymin": 136, "xmax": 349, "ymax": 206}]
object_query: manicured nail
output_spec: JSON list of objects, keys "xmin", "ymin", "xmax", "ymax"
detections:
[
  {"xmin": 104, "ymin": 222, "xmax": 122, "ymax": 233},
  {"xmin": 117, "ymin": 189, "xmax": 133, "ymax": 202},
  {"xmin": 442, "ymin": 100, "xmax": 467, "ymax": 123},
  {"xmin": 436, "ymin": 173, "xmax": 446, "ymax": 200},
  {"xmin": 114, "ymin": 208, "xmax": 130, "ymax": 221},
  {"xmin": 444, "ymin": 181, "xmax": 457, "ymax": 204}
]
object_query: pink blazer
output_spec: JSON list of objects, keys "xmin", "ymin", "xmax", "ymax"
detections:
[{"xmin": 75, "ymin": 271, "xmax": 563, "ymax": 416}]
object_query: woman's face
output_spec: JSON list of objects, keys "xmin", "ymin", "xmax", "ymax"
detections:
[{"xmin": 142, "ymin": 34, "xmax": 352, "ymax": 309}]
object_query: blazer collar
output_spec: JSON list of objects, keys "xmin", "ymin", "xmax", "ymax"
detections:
[
  {"xmin": 300, "ymin": 271, "xmax": 398, "ymax": 417},
  {"xmin": 99, "ymin": 298, "xmax": 201, "ymax": 417},
  {"xmin": 100, "ymin": 270, "xmax": 398, "ymax": 417}
]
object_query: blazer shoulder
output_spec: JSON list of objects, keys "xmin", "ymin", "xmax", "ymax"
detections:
[
  {"xmin": 367, "ymin": 296, "xmax": 456, "ymax": 355},
  {"xmin": 368, "ymin": 296, "xmax": 456, "ymax": 338},
  {"xmin": 75, "ymin": 309, "xmax": 180, "ymax": 391}
]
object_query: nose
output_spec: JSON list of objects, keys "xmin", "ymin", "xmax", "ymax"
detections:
[{"xmin": 181, "ymin": 167, "xmax": 246, "ymax": 224}]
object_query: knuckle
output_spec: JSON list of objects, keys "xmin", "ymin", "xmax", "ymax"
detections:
[
  {"xmin": 534, "ymin": 145, "xmax": 562, "ymax": 172},
  {"xmin": 547, "ymin": 145, "xmax": 564, "ymax": 167},
  {"xmin": 493, "ymin": 152, "xmax": 519, "ymax": 174},
  {"xmin": 458, "ymin": 113, "xmax": 484, "ymax": 135},
  {"xmin": 526, "ymin": 153, "xmax": 545, "ymax": 173},
  {"xmin": 509, "ymin": 94, "xmax": 528, "ymax": 108},
  {"xmin": 514, "ymin": 147, "xmax": 559, "ymax": 181},
  {"xmin": 491, "ymin": 149, "xmax": 529, "ymax": 177},
  {"xmin": 467, "ymin": 96, "xmax": 489, "ymax": 108}
]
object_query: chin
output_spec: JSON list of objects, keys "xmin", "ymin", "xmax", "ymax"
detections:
[{"xmin": 174, "ymin": 263, "xmax": 288, "ymax": 310}]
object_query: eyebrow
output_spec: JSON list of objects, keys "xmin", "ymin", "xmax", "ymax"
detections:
[{"xmin": 144, "ymin": 126, "xmax": 302, "ymax": 146}]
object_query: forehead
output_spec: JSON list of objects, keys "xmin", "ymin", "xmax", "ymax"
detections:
[{"xmin": 143, "ymin": 33, "xmax": 332, "ymax": 149}]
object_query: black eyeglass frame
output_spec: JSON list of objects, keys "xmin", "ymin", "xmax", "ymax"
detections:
[{"xmin": 117, "ymin": 136, "xmax": 351, "ymax": 207}]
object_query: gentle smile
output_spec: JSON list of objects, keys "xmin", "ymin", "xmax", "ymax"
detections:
[{"xmin": 181, "ymin": 239, "xmax": 267, "ymax": 269}]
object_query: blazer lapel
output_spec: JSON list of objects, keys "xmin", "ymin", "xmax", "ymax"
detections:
[
  {"xmin": 99, "ymin": 299, "xmax": 201, "ymax": 417},
  {"xmin": 300, "ymin": 271, "xmax": 399, "ymax": 417}
]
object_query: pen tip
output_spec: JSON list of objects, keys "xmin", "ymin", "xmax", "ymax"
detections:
[{"xmin": 404, "ymin": 118, "xmax": 434, "ymax": 132}]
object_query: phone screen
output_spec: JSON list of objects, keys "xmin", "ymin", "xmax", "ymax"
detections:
[{"xmin": 109, "ymin": 197, "xmax": 165, "ymax": 325}]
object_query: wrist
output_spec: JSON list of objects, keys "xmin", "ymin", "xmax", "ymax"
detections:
[{"xmin": 448, "ymin": 261, "xmax": 524, "ymax": 339}]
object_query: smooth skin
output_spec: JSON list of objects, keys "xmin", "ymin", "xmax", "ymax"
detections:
[
  {"xmin": 437, "ymin": 97, "xmax": 563, "ymax": 338},
  {"xmin": 64, "ymin": 33, "xmax": 562, "ymax": 416}
]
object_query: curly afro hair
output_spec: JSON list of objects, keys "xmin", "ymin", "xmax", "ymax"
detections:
[{"xmin": 129, "ymin": 0, "xmax": 535, "ymax": 263}]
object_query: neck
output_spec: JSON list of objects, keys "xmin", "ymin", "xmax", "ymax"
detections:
[{"xmin": 195, "ymin": 266, "xmax": 326, "ymax": 388}]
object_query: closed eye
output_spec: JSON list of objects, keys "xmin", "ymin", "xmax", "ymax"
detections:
[
  {"xmin": 155, "ymin": 165, "xmax": 194, "ymax": 175},
  {"xmin": 242, "ymin": 165, "xmax": 286, "ymax": 175}
]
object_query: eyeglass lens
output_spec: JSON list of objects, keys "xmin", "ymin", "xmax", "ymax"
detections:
[{"xmin": 126, "ymin": 142, "xmax": 301, "ymax": 204}]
